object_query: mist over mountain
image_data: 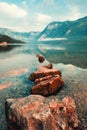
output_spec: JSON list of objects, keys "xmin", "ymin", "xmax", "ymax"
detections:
[
  {"xmin": 0, "ymin": 28, "xmax": 40, "ymax": 43},
  {"xmin": 0, "ymin": 16, "xmax": 87, "ymax": 43}
]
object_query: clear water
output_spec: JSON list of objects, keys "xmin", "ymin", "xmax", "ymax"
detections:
[
  {"xmin": 0, "ymin": 40, "xmax": 87, "ymax": 129},
  {"xmin": 0, "ymin": 40, "xmax": 87, "ymax": 93}
]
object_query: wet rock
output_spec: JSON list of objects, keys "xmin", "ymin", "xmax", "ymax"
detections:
[
  {"xmin": 5, "ymin": 95, "xmax": 79, "ymax": 130},
  {"xmin": 29, "ymin": 66, "xmax": 61, "ymax": 82},
  {"xmin": 29, "ymin": 64, "xmax": 63, "ymax": 96},
  {"xmin": 36, "ymin": 54, "xmax": 45, "ymax": 63},
  {"xmin": 73, "ymin": 91, "xmax": 87, "ymax": 129},
  {"xmin": 32, "ymin": 75, "xmax": 64, "ymax": 96},
  {"xmin": 43, "ymin": 63, "xmax": 53, "ymax": 69},
  {"xmin": 35, "ymin": 75, "xmax": 53, "ymax": 84}
]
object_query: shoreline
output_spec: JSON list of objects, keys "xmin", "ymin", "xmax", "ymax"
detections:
[{"xmin": 0, "ymin": 63, "xmax": 87, "ymax": 130}]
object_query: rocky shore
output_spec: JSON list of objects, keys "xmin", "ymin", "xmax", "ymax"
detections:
[
  {"xmin": 5, "ymin": 54, "xmax": 85, "ymax": 130},
  {"xmin": 6, "ymin": 95, "xmax": 79, "ymax": 130},
  {"xmin": 0, "ymin": 53, "xmax": 86, "ymax": 130}
]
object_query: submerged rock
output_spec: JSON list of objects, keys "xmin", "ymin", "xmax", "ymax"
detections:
[
  {"xmin": 0, "ymin": 82, "xmax": 11, "ymax": 90},
  {"xmin": 5, "ymin": 95, "xmax": 79, "ymax": 130},
  {"xmin": 7, "ymin": 67, "xmax": 28, "ymax": 77}
]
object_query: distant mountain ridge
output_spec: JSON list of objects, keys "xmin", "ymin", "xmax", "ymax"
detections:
[
  {"xmin": 0, "ymin": 28, "xmax": 40, "ymax": 43},
  {"xmin": 0, "ymin": 16, "xmax": 87, "ymax": 43},
  {"xmin": 38, "ymin": 16, "xmax": 87, "ymax": 40},
  {"xmin": 0, "ymin": 34, "xmax": 24, "ymax": 43}
]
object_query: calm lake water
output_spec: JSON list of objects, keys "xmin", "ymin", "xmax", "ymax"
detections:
[
  {"xmin": 0, "ymin": 40, "xmax": 87, "ymax": 130},
  {"xmin": 0, "ymin": 39, "xmax": 87, "ymax": 92}
]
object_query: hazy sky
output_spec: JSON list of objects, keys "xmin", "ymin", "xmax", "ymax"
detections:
[{"xmin": 0, "ymin": 0, "xmax": 87, "ymax": 32}]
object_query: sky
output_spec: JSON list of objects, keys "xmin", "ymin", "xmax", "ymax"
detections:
[{"xmin": 0, "ymin": 0, "xmax": 87, "ymax": 32}]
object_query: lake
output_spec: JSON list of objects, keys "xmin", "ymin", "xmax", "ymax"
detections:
[{"xmin": 0, "ymin": 40, "xmax": 87, "ymax": 130}]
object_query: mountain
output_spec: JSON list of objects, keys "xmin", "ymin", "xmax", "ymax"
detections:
[
  {"xmin": 0, "ymin": 34, "xmax": 24, "ymax": 43},
  {"xmin": 1, "ymin": 16, "xmax": 87, "ymax": 42},
  {"xmin": 0, "ymin": 28, "xmax": 40, "ymax": 43},
  {"xmin": 38, "ymin": 16, "xmax": 87, "ymax": 40}
]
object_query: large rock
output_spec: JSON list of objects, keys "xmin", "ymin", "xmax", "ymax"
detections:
[
  {"xmin": 32, "ymin": 75, "xmax": 64, "ymax": 96},
  {"xmin": 29, "ymin": 65, "xmax": 63, "ymax": 96},
  {"xmin": 29, "ymin": 66, "xmax": 61, "ymax": 82},
  {"xmin": 5, "ymin": 95, "xmax": 79, "ymax": 130},
  {"xmin": 73, "ymin": 91, "xmax": 87, "ymax": 129}
]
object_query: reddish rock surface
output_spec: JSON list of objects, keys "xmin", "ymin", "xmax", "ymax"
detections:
[
  {"xmin": 32, "ymin": 75, "xmax": 64, "ymax": 96},
  {"xmin": 73, "ymin": 91, "xmax": 87, "ymax": 129},
  {"xmin": 35, "ymin": 75, "xmax": 53, "ymax": 84},
  {"xmin": 36, "ymin": 54, "xmax": 45, "ymax": 63},
  {"xmin": 43, "ymin": 63, "xmax": 53, "ymax": 69},
  {"xmin": 29, "ymin": 65, "xmax": 63, "ymax": 96},
  {"xmin": 5, "ymin": 95, "xmax": 79, "ymax": 130},
  {"xmin": 29, "ymin": 66, "xmax": 61, "ymax": 82}
]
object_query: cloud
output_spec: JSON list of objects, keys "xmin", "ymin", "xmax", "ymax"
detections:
[
  {"xmin": 37, "ymin": 13, "xmax": 52, "ymax": 23},
  {"xmin": 52, "ymin": 4, "xmax": 82, "ymax": 21},
  {"xmin": 0, "ymin": 2, "xmax": 28, "ymax": 32},
  {"xmin": 22, "ymin": 1, "xmax": 27, "ymax": 6},
  {"xmin": 0, "ymin": 2, "xmax": 27, "ymax": 18},
  {"xmin": 68, "ymin": 5, "xmax": 81, "ymax": 20},
  {"xmin": 0, "ymin": 0, "xmax": 86, "ymax": 32}
]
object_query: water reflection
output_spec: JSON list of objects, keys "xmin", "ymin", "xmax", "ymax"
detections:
[
  {"xmin": 0, "ymin": 40, "xmax": 87, "ymax": 130},
  {"xmin": 0, "ymin": 40, "xmax": 87, "ymax": 69},
  {"xmin": 0, "ymin": 44, "xmax": 22, "ymax": 52},
  {"xmin": 38, "ymin": 40, "xmax": 87, "ymax": 68}
]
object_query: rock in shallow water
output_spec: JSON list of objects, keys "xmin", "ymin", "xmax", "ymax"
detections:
[
  {"xmin": 29, "ymin": 65, "xmax": 63, "ymax": 96},
  {"xmin": 36, "ymin": 54, "xmax": 45, "ymax": 63},
  {"xmin": 32, "ymin": 75, "xmax": 64, "ymax": 96},
  {"xmin": 29, "ymin": 66, "xmax": 61, "ymax": 82},
  {"xmin": 5, "ymin": 95, "xmax": 79, "ymax": 130}
]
